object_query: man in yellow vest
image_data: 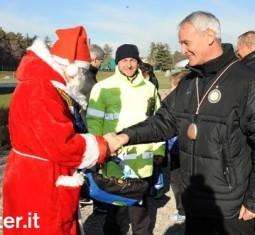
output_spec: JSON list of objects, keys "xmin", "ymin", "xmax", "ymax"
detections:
[{"xmin": 86, "ymin": 44, "xmax": 165, "ymax": 235}]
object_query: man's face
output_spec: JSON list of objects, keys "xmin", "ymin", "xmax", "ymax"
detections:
[
  {"xmin": 90, "ymin": 54, "xmax": 103, "ymax": 69},
  {"xmin": 118, "ymin": 58, "xmax": 138, "ymax": 77},
  {"xmin": 178, "ymin": 23, "xmax": 212, "ymax": 66},
  {"xmin": 236, "ymin": 41, "xmax": 251, "ymax": 59}
]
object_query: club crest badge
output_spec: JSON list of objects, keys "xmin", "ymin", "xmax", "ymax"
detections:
[{"xmin": 208, "ymin": 89, "xmax": 221, "ymax": 103}]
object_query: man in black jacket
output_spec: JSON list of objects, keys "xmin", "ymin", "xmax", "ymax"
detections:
[
  {"xmin": 81, "ymin": 44, "xmax": 105, "ymax": 100},
  {"xmin": 105, "ymin": 11, "xmax": 255, "ymax": 235},
  {"xmin": 80, "ymin": 44, "xmax": 106, "ymax": 209},
  {"xmin": 237, "ymin": 31, "xmax": 255, "ymax": 71}
]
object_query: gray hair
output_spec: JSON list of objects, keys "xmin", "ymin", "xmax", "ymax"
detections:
[
  {"xmin": 89, "ymin": 44, "xmax": 105, "ymax": 60},
  {"xmin": 179, "ymin": 11, "xmax": 221, "ymax": 39},
  {"xmin": 238, "ymin": 31, "xmax": 255, "ymax": 49}
]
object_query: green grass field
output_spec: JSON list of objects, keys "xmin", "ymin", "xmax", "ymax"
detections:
[
  {"xmin": 0, "ymin": 70, "xmax": 170, "ymax": 108},
  {"xmin": 155, "ymin": 71, "xmax": 171, "ymax": 89},
  {"xmin": 0, "ymin": 94, "xmax": 12, "ymax": 108},
  {"xmin": 0, "ymin": 71, "xmax": 15, "ymax": 107}
]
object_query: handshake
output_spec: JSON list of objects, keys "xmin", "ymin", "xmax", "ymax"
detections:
[{"xmin": 103, "ymin": 133, "xmax": 130, "ymax": 154}]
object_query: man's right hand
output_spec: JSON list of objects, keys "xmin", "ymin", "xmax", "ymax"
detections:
[{"xmin": 104, "ymin": 133, "xmax": 129, "ymax": 154}]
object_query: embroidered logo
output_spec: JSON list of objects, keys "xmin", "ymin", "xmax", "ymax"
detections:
[{"xmin": 208, "ymin": 89, "xmax": 221, "ymax": 103}]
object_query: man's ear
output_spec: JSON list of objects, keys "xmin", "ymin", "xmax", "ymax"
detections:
[{"xmin": 207, "ymin": 29, "xmax": 217, "ymax": 46}]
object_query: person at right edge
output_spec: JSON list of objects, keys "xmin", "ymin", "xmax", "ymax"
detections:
[
  {"xmin": 236, "ymin": 31, "xmax": 255, "ymax": 71},
  {"xmin": 105, "ymin": 11, "xmax": 255, "ymax": 235}
]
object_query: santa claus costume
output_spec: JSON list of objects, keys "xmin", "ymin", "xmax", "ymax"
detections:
[{"xmin": 3, "ymin": 26, "xmax": 108, "ymax": 235}]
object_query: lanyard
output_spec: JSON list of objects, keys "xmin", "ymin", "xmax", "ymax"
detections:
[{"xmin": 195, "ymin": 60, "xmax": 238, "ymax": 114}]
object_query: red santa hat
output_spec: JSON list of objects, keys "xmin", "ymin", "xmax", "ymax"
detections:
[{"xmin": 50, "ymin": 26, "xmax": 91, "ymax": 77}]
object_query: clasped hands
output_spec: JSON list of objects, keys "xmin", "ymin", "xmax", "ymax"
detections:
[{"xmin": 104, "ymin": 133, "xmax": 129, "ymax": 154}]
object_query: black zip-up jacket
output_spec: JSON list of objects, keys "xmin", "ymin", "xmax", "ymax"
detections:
[
  {"xmin": 122, "ymin": 44, "xmax": 255, "ymax": 219},
  {"xmin": 81, "ymin": 65, "xmax": 99, "ymax": 100}
]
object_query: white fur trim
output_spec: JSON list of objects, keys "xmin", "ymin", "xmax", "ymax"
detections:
[
  {"xmin": 52, "ymin": 55, "xmax": 70, "ymax": 66},
  {"xmin": 78, "ymin": 133, "xmax": 100, "ymax": 169},
  {"xmin": 28, "ymin": 39, "xmax": 65, "ymax": 78},
  {"xmin": 27, "ymin": 39, "xmax": 89, "ymax": 81},
  {"xmin": 75, "ymin": 61, "xmax": 90, "ymax": 69},
  {"xmin": 55, "ymin": 171, "xmax": 85, "ymax": 187},
  {"xmin": 53, "ymin": 55, "xmax": 90, "ymax": 68},
  {"xmin": 66, "ymin": 63, "xmax": 79, "ymax": 77}
]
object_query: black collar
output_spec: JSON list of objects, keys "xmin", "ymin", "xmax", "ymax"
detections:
[
  {"xmin": 187, "ymin": 44, "xmax": 237, "ymax": 78},
  {"xmin": 241, "ymin": 51, "xmax": 255, "ymax": 65},
  {"xmin": 89, "ymin": 65, "xmax": 99, "ymax": 75}
]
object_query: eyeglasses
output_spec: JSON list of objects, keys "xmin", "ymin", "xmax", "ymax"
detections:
[{"xmin": 95, "ymin": 58, "xmax": 104, "ymax": 62}]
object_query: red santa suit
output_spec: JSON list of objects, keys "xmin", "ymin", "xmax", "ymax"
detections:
[{"xmin": 3, "ymin": 26, "xmax": 108, "ymax": 235}]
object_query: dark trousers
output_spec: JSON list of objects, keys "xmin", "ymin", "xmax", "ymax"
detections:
[
  {"xmin": 170, "ymin": 168, "xmax": 185, "ymax": 215},
  {"xmin": 103, "ymin": 197, "xmax": 151, "ymax": 235},
  {"xmin": 185, "ymin": 216, "xmax": 255, "ymax": 235}
]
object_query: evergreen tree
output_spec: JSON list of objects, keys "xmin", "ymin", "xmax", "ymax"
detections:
[
  {"xmin": 0, "ymin": 28, "xmax": 35, "ymax": 71},
  {"xmin": 148, "ymin": 42, "xmax": 172, "ymax": 71},
  {"xmin": 147, "ymin": 42, "xmax": 157, "ymax": 66},
  {"xmin": 172, "ymin": 50, "xmax": 186, "ymax": 64}
]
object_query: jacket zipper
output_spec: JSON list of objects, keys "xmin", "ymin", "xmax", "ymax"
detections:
[
  {"xmin": 223, "ymin": 166, "xmax": 232, "ymax": 191},
  {"xmin": 222, "ymin": 143, "xmax": 233, "ymax": 191},
  {"xmin": 191, "ymin": 141, "xmax": 195, "ymax": 176}
]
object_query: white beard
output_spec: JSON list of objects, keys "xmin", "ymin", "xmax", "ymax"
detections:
[{"xmin": 66, "ymin": 69, "xmax": 88, "ymax": 110}]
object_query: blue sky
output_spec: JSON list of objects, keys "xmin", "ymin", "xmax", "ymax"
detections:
[{"xmin": 1, "ymin": 0, "xmax": 255, "ymax": 56}]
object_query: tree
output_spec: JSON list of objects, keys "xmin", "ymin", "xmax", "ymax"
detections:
[
  {"xmin": 103, "ymin": 44, "xmax": 113, "ymax": 59},
  {"xmin": 155, "ymin": 43, "xmax": 172, "ymax": 71},
  {"xmin": 172, "ymin": 51, "xmax": 186, "ymax": 65},
  {"xmin": 100, "ymin": 44, "xmax": 115, "ymax": 71},
  {"xmin": 147, "ymin": 42, "xmax": 157, "ymax": 66},
  {"xmin": 147, "ymin": 42, "xmax": 173, "ymax": 71},
  {"xmin": 0, "ymin": 28, "xmax": 34, "ymax": 71}
]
